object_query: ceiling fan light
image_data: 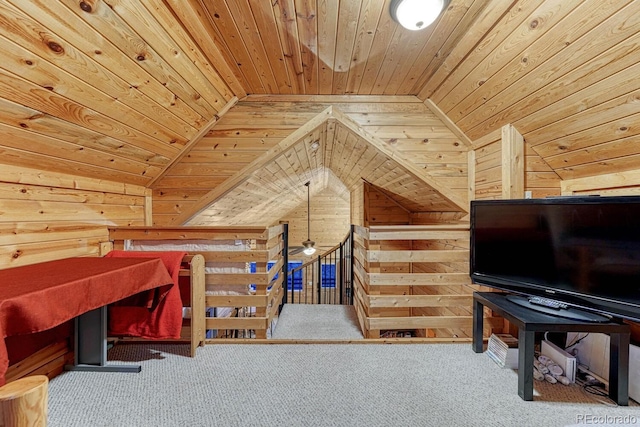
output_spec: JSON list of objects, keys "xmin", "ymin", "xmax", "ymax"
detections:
[
  {"xmin": 390, "ymin": 0, "xmax": 447, "ymax": 31},
  {"xmin": 302, "ymin": 239, "xmax": 316, "ymax": 256},
  {"xmin": 301, "ymin": 181, "xmax": 316, "ymax": 256}
]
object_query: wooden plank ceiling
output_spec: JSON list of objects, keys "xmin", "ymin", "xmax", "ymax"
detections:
[
  {"xmin": 0, "ymin": 0, "xmax": 638, "ymax": 225},
  {"xmin": 186, "ymin": 115, "xmax": 463, "ymax": 226},
  {"xmin": 152, "ymin": 96, "xmax": 472, "ymax": 225},
  {"xmin": 0, "ymin": 0, "xmax": 238, "ymax": 187}
]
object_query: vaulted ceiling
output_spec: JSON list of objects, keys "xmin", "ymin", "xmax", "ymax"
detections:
[
  {"xmin": 186, "ymin": 109, "xmax": 465, "ymax": 226},
  {"xmin": 0, "ymin": 0, "xmax": 638, "ymax": 225}
]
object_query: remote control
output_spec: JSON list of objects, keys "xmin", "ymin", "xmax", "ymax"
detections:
[{"xmin": 528, "ymin": 296, "xmax": 568, "ymax": 310}]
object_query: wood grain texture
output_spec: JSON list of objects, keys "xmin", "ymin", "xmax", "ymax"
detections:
[
  {"xmin": 0, "ymin": 375, "xmax": 48, "ymax": 427},
  {"xmin": 0, "ymin": 0, "xmax": 233, "ymax": 186},
  {"xmin": 0, "ymin": 164, "xmax": 143, "ymax": 268},
  {"xmin": 160, "ymin": 98, "xmax": 468, "ymax": 226},
  {"xmin": 108, "ymin": 225, "xmax": 285, "ymax": 340},
  {"xmin": 355, "ymin": 224, "xmax": 473, "ymax": 339},
  {"xmin": 0, "ymin": 0, "xmax": 638, "ymax": 236},
  {"xmin": 429, "ymin": 0, "xmax": 640, "ymax": 179}
]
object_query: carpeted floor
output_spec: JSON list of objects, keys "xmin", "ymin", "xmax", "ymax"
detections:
[
  {"xmin": 47, "ymin": 342, "xmax": 637, "ymax": 427},
  {"xmin": 271, "ymin": 304, "xmax": 364, "ymax": 340}
]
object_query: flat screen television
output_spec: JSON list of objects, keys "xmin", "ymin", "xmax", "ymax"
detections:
[{"xmin": 470, "ymin": 196, "xmax": 640, "ymax": 322}]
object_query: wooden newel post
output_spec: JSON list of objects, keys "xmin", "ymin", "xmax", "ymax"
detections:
[{"xmin": 0, "ymin": 375, "xmax": 48, "ymax": 427}]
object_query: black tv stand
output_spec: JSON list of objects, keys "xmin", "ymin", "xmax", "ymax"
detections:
[
  {"xmin": 506, "ymin": 295, "xmax": 611, "ymax": 323},
  {"xmin": 473, "ymin": 292, "xmax": 630, "ymax": 405}
]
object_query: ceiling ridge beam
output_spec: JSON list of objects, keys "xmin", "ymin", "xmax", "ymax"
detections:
[
  {"xmin": 148, "ymin": 96, "xmax": 239, "ymax": 188},
  {"xmin": 242, "ymin": 94, "xmax": 424, "ymax": 103},
  {"xmin": 329, "ymin": 106, "xmax": 468, "ymax": 213},
  {"xmin": 170, "ymin": 106, "xmax": 333, "ymax": 225}
]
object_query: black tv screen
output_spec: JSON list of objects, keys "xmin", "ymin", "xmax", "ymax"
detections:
[{"xmin": 470, "ymin": 196, "xmax": 640, "ymax": 321}]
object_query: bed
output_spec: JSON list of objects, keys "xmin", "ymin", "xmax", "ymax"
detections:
[{"xmin": 108, "ymin": 226, "xmax": 286, "ymax": 340}]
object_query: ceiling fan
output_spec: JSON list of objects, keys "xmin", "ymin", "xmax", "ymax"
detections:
[{"xmin": 289, "ymin": 181, "xmax": 316, "ymax": 256}]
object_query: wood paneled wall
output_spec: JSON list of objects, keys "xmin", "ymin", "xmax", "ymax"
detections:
[
  {"xmin": 0, "ymin": 1, "xmax": 636, "ymax": 225},
  {"xmin": 279, "ymin": 187, "xmax": 350, "ymax": 260},
  {"xmin": 350, "ymin": 173, "xmax": 469, "ymax": 228},
  {"xmin": 409, "ymin": 211, "xmax": 468, "ymax": 225},
  {"xmin": 525, "ymin": 144, "xmax": 561, "ymax": 198},
  {"xmin": 363, "ymin": 182, "xmax": 410, "ymax": 226},
  {"xmin": 561, "ymin": 169, "xmax": 640, "ymax": 197},
  {"xmin": 472, "ymin": 133, "xmax": 502, "ymax": 201},
  {"xmin": 152, "ymin": 95, "xmax": 469, "ymax": 225},
  {"xmin": 471, "ymin": 125, "xmax": 561, "ymax": 201},
  {"xmin": 350, "ymin": 181, "xmax": 365, "ymax": 227},
  {"xmin": 0, "ymin": 164, "xmax": 148, "ymax": 269}
]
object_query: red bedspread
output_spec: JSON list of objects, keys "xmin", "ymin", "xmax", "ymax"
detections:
[
  {"xmin": 105, "ymin": 250, "xmax": 186, "ymax": 340},
  {"xmin": 0, "ymin": 257, "xmax": 174, "ymax": 386}
]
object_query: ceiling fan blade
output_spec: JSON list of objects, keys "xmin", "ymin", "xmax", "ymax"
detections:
[{"xmin": 288, "ymin": 246, "xmax": 304, "ymax": 255}]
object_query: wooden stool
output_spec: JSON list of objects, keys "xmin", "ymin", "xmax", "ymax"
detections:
[{"xmin": 0, "ymin": 375, "xmax": 48, "ymax": 427}]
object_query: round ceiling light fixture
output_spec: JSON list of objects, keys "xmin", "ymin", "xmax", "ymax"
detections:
[
  {"xmin": 390, "ymin": 0, "xmax": 449, "ymax": 31},
  {"xmin": 302, "ymin": 239, "xmax": 316, "ymax": 256}
]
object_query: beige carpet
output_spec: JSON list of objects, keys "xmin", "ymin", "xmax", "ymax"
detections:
[
  {"xmin": 47, "ymin": 342, "xmax": 637, "ymax": 427},
  {"xmin": 271, "ymin": 304, "xmax": 364, "ymax": 340}
]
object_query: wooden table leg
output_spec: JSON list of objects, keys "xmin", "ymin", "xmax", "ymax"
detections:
[{"xmin": 0, "ymin": 375, "xmax": 48, "ymax": 427}]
